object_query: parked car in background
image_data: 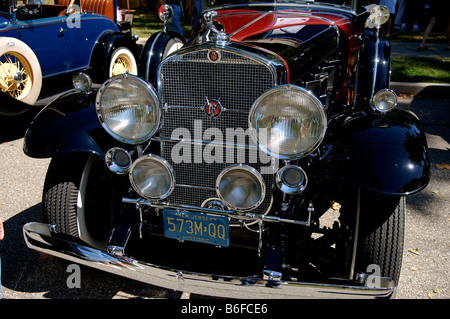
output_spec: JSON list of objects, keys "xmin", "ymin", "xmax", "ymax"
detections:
[
  {"xmin": 23, "ymin": 0, "xmax": 430, "ymax": 298},
  {"xmin": 0, "ymin": 0, "xmax": 140, "ymax": 115}
]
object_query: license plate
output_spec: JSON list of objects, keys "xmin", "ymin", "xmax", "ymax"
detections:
[{"xmin": 163, "ymin": 210, "xmax": 229, "ymax": 247}]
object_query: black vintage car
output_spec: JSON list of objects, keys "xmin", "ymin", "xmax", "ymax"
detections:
[{"xmin": 22, "ymin": 0, "xmax": 430, "ymax": 298}]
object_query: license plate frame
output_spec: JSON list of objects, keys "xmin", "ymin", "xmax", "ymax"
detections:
[{"xmin": 163, "ymin": 209, "xmax": 229, "ymax": 247}]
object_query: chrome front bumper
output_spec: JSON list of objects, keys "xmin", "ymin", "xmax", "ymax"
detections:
[{"xmin": 23, "ymin": 222, "xmax": 396, "ymax": 299}]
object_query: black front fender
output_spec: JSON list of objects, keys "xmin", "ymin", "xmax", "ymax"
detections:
[
  {"xmin": 89, "ymin": 31, "xmax": 141, "ymax": 82},
  {"xmin": 321, "ymin": 109, "xmax": 430, "ymax": 196},
  {"xmin": 23, "ymin": 90, "xmax": 116, "ymax": 159},
  {"xmin": 138, "ymin": 31, "xmax": 185, "ymax": 87}
]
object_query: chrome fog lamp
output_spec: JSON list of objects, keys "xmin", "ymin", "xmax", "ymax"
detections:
[
  {"xmin": 276, "ymin": 165, "xmax": 307, "ymax": 195},
  {"xmin": 96, "ymin": 74, "xmax": 161, "ymax": 144},
  {"xmin": 372, "ymin": 89, "xmax": 397, "ymax": 112},
  {"xmin": 105, "ymin": 147, "xmax": 132, "ymax": 175},
  {"xmin": 249, "ymin": 85, "xmax": 327, "ymax": 160},
  {"xmin": 216, "ymin": 164, "xmax": 265, "ymax": 212},
  {"xmin": 73, "ymin": 73, "xmax": 92, "ymax": 92},
  {"xmin": 129, "ymin": 155, "xmax": 175, "ymax": 200}
]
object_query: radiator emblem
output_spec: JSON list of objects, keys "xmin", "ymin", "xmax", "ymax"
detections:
[
  {"xmin": 207, "ymin": 50, "xmax": 221, "ymax": 62},
  {"xmin": 204, "ymin": 97, "xmax": 222, "ymax": 119}
]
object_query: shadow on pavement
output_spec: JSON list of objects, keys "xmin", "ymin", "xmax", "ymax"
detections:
[{"xmin": 1, "ymin": 203, "xmax": 182, "ymax": 299}]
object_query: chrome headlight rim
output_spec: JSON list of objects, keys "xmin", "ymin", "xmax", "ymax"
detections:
[
  {"xmin": 248, "ymin": 84, "xmax": 327, "ymax": 160},
  {"xmin": 129, "ymin": 154, "xmax": 175, "ymax": 200},
  {"xmin": 216, "ymin": 164, "xmax": 266, "ymax": 212},
  {"xmin": 276, "ymin": 165, "xmax": 308, "ymax": 195},
  {"xmin": 371, "ymin": 88, "xmax": 398, "ymax": 113},
  {"xmin": 72, "ymin": 72, "xmax": 92, "ymax": 92},
  {"xmin": 96, "ymin": 74, "xmax": 162, "ymax": 145}
]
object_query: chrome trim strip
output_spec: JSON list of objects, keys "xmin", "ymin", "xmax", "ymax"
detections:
[
  {"xmin": 23, "ymin": 222, "xmax": 396, "ymax": 299},
  {"xmin": 122, "ymin": 197, "xmax": 309, "ymax": 226},
  {"xmin": 208, "ymin": 2, "xmax": 357, "ymax": 15},
  {"xmin": 156, "ymin": 43, "xmax": 280, "ymax": 91}
]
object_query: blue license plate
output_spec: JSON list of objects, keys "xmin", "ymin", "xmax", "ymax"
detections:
[{"xmin": 163, "ymin": 210, "xmax": 229, "ymax": 247}]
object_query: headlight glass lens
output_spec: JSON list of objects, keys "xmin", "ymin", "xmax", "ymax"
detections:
[
  {"xmin": 249, "ymin": 85, "xmax": 327, "ymax": 159},
  {"xmin": 96, "ymin": 75, "xmax": 161, "ymax": 144},
  {"xmin": 216, "ymin": 165, "xmax": 265, "ymax": 212},
  {"xmin": 130, "ymin": 155, "xmax": 175, "ymax": 200},
  {"xmin": 372, "ymin": 89, "xmax": 397, "ymax": 112}
]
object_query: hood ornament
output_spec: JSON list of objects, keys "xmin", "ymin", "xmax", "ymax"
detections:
[{"xmin": 203, "ymin": 10, "xmax": 230, "ymax": 46}]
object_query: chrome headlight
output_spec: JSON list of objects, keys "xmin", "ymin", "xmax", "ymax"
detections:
[
  {"xmin": 216, "ymin": 164, "xmax": 265, "ymax": 212},
  {"xmin": 96, "ymin": 74, "xmax": 161, "ymax": 144},
  {"xmin": 371, "ymin": 89, "xmax": 397, "ymax": 112},
  {"xmin": 73, "ymin": 73, "xmax": 92, "ymax": 92},
  {"xmin": 249, "ymin": 85, "xmax": 327, "ymax": 159},
  {"xmin": 129, "ymin": 155, "xmax": 175, "ymax": 200}
]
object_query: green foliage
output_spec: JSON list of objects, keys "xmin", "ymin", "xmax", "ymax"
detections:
[{"xmin": 392, "ymin": 57, "xmax": 450, "ymax": 83}]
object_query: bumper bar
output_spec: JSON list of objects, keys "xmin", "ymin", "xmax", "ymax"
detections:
[{"xmin": 23, "ymin": 222, "xmax": 396, "ymax": 299}]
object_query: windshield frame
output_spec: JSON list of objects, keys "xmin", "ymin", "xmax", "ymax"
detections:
[{"xmin": 204, "ymin": 0, "xmax": 368, "ymax": 14}]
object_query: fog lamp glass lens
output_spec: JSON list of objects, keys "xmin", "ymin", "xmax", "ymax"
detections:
[
  {"xmin": 96, "ymin": 75, "xmax": 161, "ymax": 144},
  {"xmin": 130, "ymin": 155, "xmax": 174, "ymax": 200},
  {"xmin": 73, "ymin": 73, "xmax": 92, "ymax": 92},
  {"xmin": 216, "ymin": 165, "xmax": 265, "ymax": 211},
  {"xmin": 372, "ymin": 89, "xmax": 397, "ymax": 112},
  {"xmin": 105, "ymin": 147, "xmax": 132, "ymax": 175},
  {"xmin": 276, "ymin": 165, "xmax": 307, "ymax": 194}
]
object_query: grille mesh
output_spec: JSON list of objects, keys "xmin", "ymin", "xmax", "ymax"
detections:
[{"xmin": 158, "ymin": 48, "xmax": 275, "ymax": 213}]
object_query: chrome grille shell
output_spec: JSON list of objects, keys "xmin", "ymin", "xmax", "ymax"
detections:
[{"xmin": 157, "ymin": 44, "xmax": 283, "ymax": 216}]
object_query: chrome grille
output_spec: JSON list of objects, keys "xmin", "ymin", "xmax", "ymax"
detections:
[{"xmin": 158, "ymin": 48, "xmax": 275, "ymax": 214}]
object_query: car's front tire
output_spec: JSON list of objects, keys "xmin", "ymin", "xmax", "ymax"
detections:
[
  {"xmin": 353, "ymin": 190, "xmax": 405, "ymax": 284},
  {"xmin": 42, "ymin": 154, "xmax": 115, "ymax": 249}
]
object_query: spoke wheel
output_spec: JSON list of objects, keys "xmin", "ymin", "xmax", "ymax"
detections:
[
  {"xmin": 109, "ymin": 47, "xmax": 137, "ymax": 77},
  {"xmin": 0, "ymin": 52, "xmax": 33, "ymax": 100},
  {"xmin": 0, "ymin": 37, "xmax": 42, "ymax": 105}
]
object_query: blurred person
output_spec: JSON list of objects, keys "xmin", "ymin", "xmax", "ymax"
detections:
[
  {"xmin": 190, "ymin": 0, "xmax": 203, "ymax": 36},
  {"xmin": 164, "ymin": 0, "xmax": 184, "ymax": 35},
  {"xmin": 394, "ymin": 0, "xmax": 405, "ymax": 29},
  {"xmin": 417, "ymin": 0, "xmax": 450, "ymax": 51},
  {"xmin": 401, "ymin": 0, "xmax": 424, "ymax": 32},
  {"xmin": 0, "ymin": 216, "xmax": 4, "ymax": 299}
]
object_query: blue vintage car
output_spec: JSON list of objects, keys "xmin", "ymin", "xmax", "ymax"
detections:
[{"xmin": 0, "ymin": 0, "xmax": 140, "ymax": 114}]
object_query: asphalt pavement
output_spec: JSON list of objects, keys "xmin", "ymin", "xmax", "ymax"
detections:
[{"xmin": 0, "ymin": 40, "xmax": 448, "ymax": 300}]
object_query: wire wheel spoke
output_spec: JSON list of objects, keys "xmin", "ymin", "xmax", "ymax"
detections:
[{"xmin": 0, "ymin": 52, "xmax": 32, "ymax": 99}]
